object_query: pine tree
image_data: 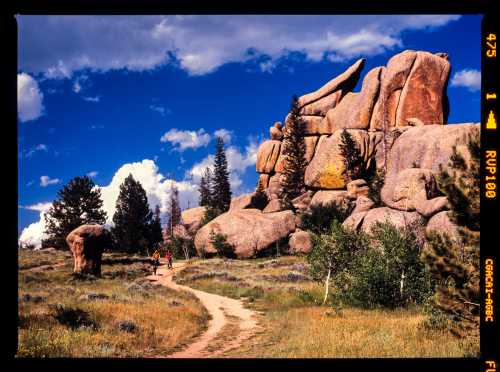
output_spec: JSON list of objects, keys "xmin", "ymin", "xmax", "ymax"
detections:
[
  {"xmin": 199, "ymin": 167, "xmax": 213, "ymax": 207},
  {"xmin": 280, "ymin": 95, "xmax": 308, "ymax": 204},
  {"xmin": 339, "ymin": 129, "xmax": 365, "ymax": 182},
  {"xmin": 212, "ymin": 136, "xmax": 232, "ymax": 213},
  {"xmin": 111, "ymin": 174, "xmax": 154, "ymax": 254},
  {"xmin": 148, "ymin": 204, "xmax": 164, "ymax": 252},
  {"xmin": 43, "ymin": 176, "xmax": 107, "ymax": 250},
  {"xmin": 166, "ymin": 183, "xmax": 182, "ymax": 237},
  {"xmin": 422, "ymin": 130, "xmax": 480, "ymax": 339}
]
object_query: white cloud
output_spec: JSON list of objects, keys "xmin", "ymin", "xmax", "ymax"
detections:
[
  {"xmin": 160, "ymin": 128, "xmax": 211, "ymax": 152},
  {"xmin": 20, "ymin": 202, "xmax": 52, "ymax": 212},
  {"xmin": 25, "ymin": 143, "xmax": 48, "ymax": 158},
  {"xmin": 450, "ymin": 69, "xmax": 481, "ymax": 92},
  {"xmin": 187, "ymin": 137, "xmax": 258, "ymax": 193},
  {"xmin": 40, "ymin": 175, "xmax": 61, "ymax": 187},
  {"xmin": 214, "ymin": 129, "xmax": 233, "ymax": 144},
  {"xmin": 20, "ymin": 159, "xmax": 201, "ymax": 249},
  {"xmin": 18, "ymin": 15, "xmax": 461, "ymax": 77},
  {"xmin": 87, "ymin": 171, "xmax": 98, "ymax": 178},
  {"xmin": 17, "ymin": 73, "xmax": 44, "ymax": 122},
  {"xmin": 150, "ymin": 104, "xmax": 169, "ymax": 116},
  {"xmin": 82, "ymin": 96, "xmax": 100, "ymax": 102}
]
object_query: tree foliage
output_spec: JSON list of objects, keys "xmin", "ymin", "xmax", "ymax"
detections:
[
  {"xmin": 209, "ymin": 230, "xmax": 236, "ymax": 258},
  {"xmin": 300, "ymin": 201, "xmax": 354, "ymax": 234},
  {"xmin": 339, "ymin": 129, "xmax": 365, "ymax": 183},
  {"xmin": 279, "ymin": 95, "xmax": 308, "ymax": 204},
  {"xmin": 165, "ymin": 183, "xmax": 182, "ymax": 238},
  {"xmin": 43, "ymin": 176, "xmax": 107, "ymax": 250},
  {"xmin": 422, "ymin": 130, "xmax": 480, "ymax": 338},
  {"xmin": 111, "ymin": 174, "xmax": 160, "ymax": 254},
  {"xmin": 198, "ymin": 167, "xmax": 212, "ymax": 207}
]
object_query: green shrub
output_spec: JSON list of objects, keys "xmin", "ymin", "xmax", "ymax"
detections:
[
  {"xmin": 209, "ymin": 231, "xmax": 236, "ymax": 258},
  {"xmin": 166, "ymin": 236, "xmax": 197, "ymax": 260}
]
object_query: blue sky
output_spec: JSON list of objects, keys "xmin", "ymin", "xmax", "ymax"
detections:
[{"xmin": 17, "ymin": 15, "xmax": 482, "ymax": 247}]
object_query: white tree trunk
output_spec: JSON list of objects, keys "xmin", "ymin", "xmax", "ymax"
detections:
[
  {"xmin": 400, "ymin": 268, "xmax": 405, "ymax": 297},
  {"xmin": 323, "ymin": 266, "xmax": 332, "ymax": 305}
]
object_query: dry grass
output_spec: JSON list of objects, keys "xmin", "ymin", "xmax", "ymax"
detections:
[
  {"xmin": 177, "ymin": 256, "xmax": 477, "ymax": 358},
  {"xmin": 17, "ymin": 249, "xmax": 209, "ymax": 358}
]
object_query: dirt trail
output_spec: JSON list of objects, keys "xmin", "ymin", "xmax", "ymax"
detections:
[{"xmin": 146, "ymin": 260, "xmax": 260, "ymax": 358}]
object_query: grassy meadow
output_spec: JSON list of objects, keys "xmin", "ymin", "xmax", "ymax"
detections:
[
  {"xmin": 175, "ymin": 256, "xmax": 478, "ymax": 358},
  {"xmin": 17, "ymin": 249, "xmax": 209, "ymax": 357}
]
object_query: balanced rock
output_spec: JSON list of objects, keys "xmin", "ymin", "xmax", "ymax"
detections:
[
  {"xmin": 181, "ymin": 206, "xmax": 206, "ymax": 235},
  {"xmin": 270, "ymin": 125, "xmax": 283, "ymax": 140},
  {"xmin": 194, "ymin": 209, "xmax": 296, "ymax": 259},
  {"xmin": 66, "ymin": 224, "xmax": 112, "ymax": 276},
  {"xmin": 300, "ymin": 91, "xmax": 342, "ymax": 116},
  {"xmin": 298, "ymin": 58, "xmax": 365, "ymax": 108},
  {"xmin": 321, "ymin": 66, "xmax": 384, "ymax": 132},
  {"xmin": 256, "ymin": 140, "xmax": 281, "ymax": 174},
  {"xmin": 288, "ymin": 229, "xmax": 313, "ymax": 254}
]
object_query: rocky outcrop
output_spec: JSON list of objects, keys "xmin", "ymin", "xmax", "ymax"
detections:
[
  {"xmin": 181, "ymin": 206, "xmax": 206, "ymax": 235},
  {"xmin": 229, "ymin": 193, "xmax": 255, "ymax": 211},
  {"xmin": 194, "ymin": 209, "xmax": 296, "ymax": 259},
  {"xmin": 321, "ymin": 66, "xmax": 383, "ymax": 132},
  {"xmin": 426, "ymin": 211, "xmax": 460, "ymax": 242},
  {"xmin": 288, "ymin": 229, "xmax": 313, "ymax": 254},
  {"xmin": 347, "ymin": 179, "xmax": 370, "ymax": 200},
  {"xmin": 360, "ymin": 207, "xmax": 425, "ymax": 235},
  {"xmin": 310, "ymin": 190, "xmax": 349, "ymax": 208},
  {"xmin": 66, "ymin": 224, "xmax": 112, "ymax": 276},
  {"xmin": 256, "ymin": 140, "xmax": 281, "ymax": 174},
  {"xmin": 263, "ymin": 199, "xmax": 286, "ymax": 213},
  {"xmin": 304, "ymin": 129, "xmax": 382, "ymax": 189},
  {"xmin": 298, "ymin": 58, "xmax": 365, "ymax": 108},
  {"xmin": 270, "ymin": 122, "xmax": 284, "ymax": 140}
]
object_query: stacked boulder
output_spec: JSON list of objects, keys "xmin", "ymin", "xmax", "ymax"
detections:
[{"xmin": 184, "ymin": 49, "xmax": 478, "ymax": 259}]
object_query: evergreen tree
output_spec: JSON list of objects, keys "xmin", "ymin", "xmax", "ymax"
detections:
[
  {"xmin": 339, "ymin": 129, "xmax": 365, "ymax": 182},
  {"xmin": 280, "ymin": 95, "xmax": 308, "ymax": 203},
  {"xmin": 43, "ymin": 176, "xmax": 107, "ymax": 250},
  {"xmin": 165, "ymin": 183, "xmax": 182, "ymax": 237},
  {"xmin": 148, "ymin": 204, "xmax": 164, "ymax": 251},
  {"xmin": 111, "ymin": 174, "xmax": 154, "ymax": 254},
  {"xmin": 198, "ymin": 167, "xmax": 213, "ymax": 207},
  {"xmin": 211, "ymin": 136, "xmax": 232, "ymax": 213},
  {"xmin": 422, "ymin": 130, "xmax": 480, "ymax": 339}
]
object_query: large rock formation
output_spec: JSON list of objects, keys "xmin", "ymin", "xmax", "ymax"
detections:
[
  {"xmin": 66, "ymin": 224, "xmax": 112, "ymax": 276},
  {"xmin": 194, "ymin": 209, "xmax": 296, "ymax": 259},
  {"xmin": 182, "ymin": 49, "xmax": 478, "ymax": 259},
  {"xmin": 181, "ymin": 206, "xmax": 206, "ymax": 235}
]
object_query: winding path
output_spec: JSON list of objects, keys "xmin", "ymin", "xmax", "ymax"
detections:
[{"xmin": 146, "ymin": 260, "xmax": 261, "ymax": 358}]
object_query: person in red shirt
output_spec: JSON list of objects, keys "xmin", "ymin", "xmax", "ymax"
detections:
[{"xmin": 165, "ymin": 250, "xmax": 173, "ymax": 269}]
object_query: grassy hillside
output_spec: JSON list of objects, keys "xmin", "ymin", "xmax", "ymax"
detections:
[
  {"xmin": 175, "ymin": 256, "xmax": 477, "ymax": 358},
  {"xmin": 17, "ymin": 249, "xmax": 209, "ymax": 357}
]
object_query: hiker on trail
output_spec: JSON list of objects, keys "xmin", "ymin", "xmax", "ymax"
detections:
[
  {"xmin": 166, "ymin": 249, "xmax": 173, "ymax": 270},
  {"xmin": 152, "ymin": 249, "xmax": 161, "ymax": 275}
]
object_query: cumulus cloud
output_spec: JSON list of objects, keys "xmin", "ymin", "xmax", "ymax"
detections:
[
  {"xmin": 214, "ymin": 129, "xmax": 233, "ymax": 144},
  {"xmin": 160, "ymin": 128, "xmax": 211, "ymax": 151},
  {"xmin": 20, "ymin": 159, "xmax": 200, "ymax": 249},
  {"xmin": 450, "ymin": 69, "xmax": 481, "ymax": 92},
  {"xmin": 17, "ymin": 73, "xmax": 44, "ymax": 122},
  {"xmin": 18, "ymin": 202, "xmax": 52, "ymax": 248},
  {"xmin": 40, "ymin": 175, "xmax": 61, "ymax": 187},
  {"xmin": 18, "ymin": 15, "xmax": 461, "ymax": 77},
  {"xmin": 187, "ymin": 137, "xmax": 258, "ymax": 192}
]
